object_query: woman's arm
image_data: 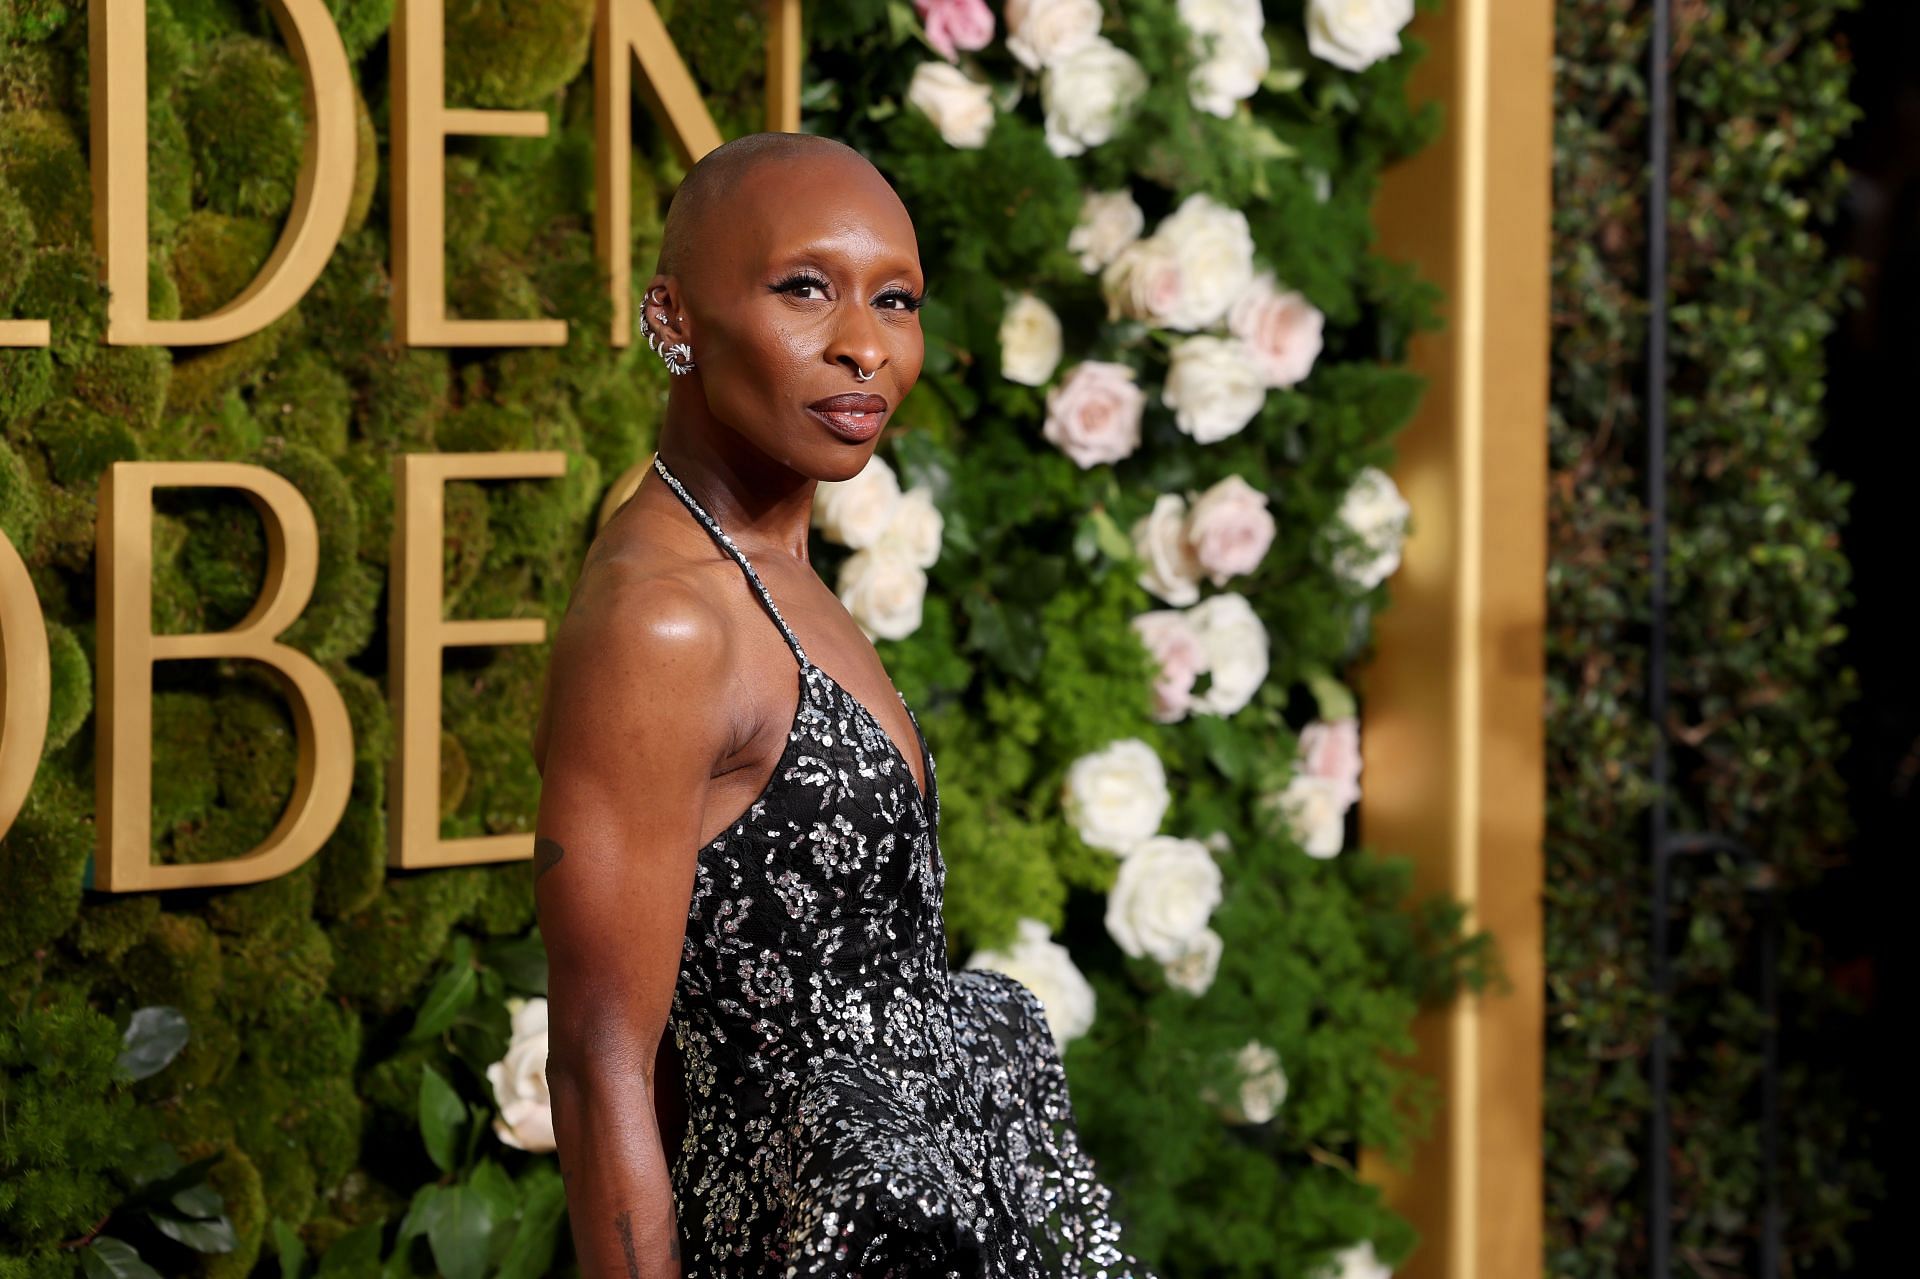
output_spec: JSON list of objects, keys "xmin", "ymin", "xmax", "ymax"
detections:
[{"xmin": 533, "ymin": 570, "xmax": 734, "ymax": 1279}]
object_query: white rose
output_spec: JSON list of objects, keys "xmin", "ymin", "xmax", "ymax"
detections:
[
  {"xmin": 812, "ymin": 453, "xmax": 902, "ymax": 549},
  {"xmin": 1104, "ymin": 834, "xmax": 1223, "ymax": 963},
  {"xmin": 1100, "ymin": 234, "xmax": 1186, "ymax": 328},
  {"xmin": 486, "ymin": 996, "xmax": 556, "ymax": 1152},
  {"xmin": 837, "ymin": 548, "xmax": 926, "ymax": 641},
  {"xmin": 873, "ymin": 487, "xmax": 944, "ymax": 569},
  {"xmin": 1043, "ymin": 360, "xmax": 1146, "ymax": 469},
  {"xmin": 1186, "ymin": 591, "xmax": 1269, "ymax": 716},
  {"xmin": 1227, "ymin": 271, "xmax": 1326, "ymax": 388},
  {"xmin": 1131, "ymin": 492, "xmax": 1203, "ymax": 607},
  {"xmin": 1061, "ymin": 737, "xmax": 1169, "ymax": 855},
  {"xmin": 1164, "ymin": 335, "xmax": 1267, "ymax": 445},
  {"xmin": 1005, "ymin": 0, "xmax": 1104, "ymax": 71},
  {"xmin": 1155, "ymin": 193, "xmax": 1257, "ymax": 330},
  {"xmin": 1209, "ymin": 1038, "xmax": 1288, "ymax": 1124},
  {"xmin": 906, "ymin": 60, "xmax": 996, "ymax": 149},
  {"xmin": 1329, "ymin": 465, "xmax": 1411, "ymax": 590},
  {"xmin": 965, "ymin": 917, "xmax": 1097, "ymax": 1051},
  {"xmin": 998, "ymin": 292, "xmax": 1064, "ymax": 386},
  {"xmin": 1186, "ymin": 473, "xmax": 1276, "ymax": 586},
  {"xmin": 1042, "ymin": 35, "xmax": 1147, "ymax": 157},
  {"xmin": 1305, "ymin": 0, "xmax": 1414, "ymax": 73},
  {"xmin": 1068, "ymin": 189, "xmax": 1146, "ymax": 274},
  {"xmin": 1319, "ymin": 1241, "xmax": 1394, "ymax": 1279},
  {"xmin": 1267, "ymin": 773, "xmax": 1349, "ymax": 857},
  {"xmin": 1180, "ymin": 0, "xmax": 1269, "ymax": 117},
  {"xmin": 1162, "ymin": 925, "xmax": 1222, "ymax": 995},
  {"xmin": 1130, "ymin": 608, "xmax": 1208, "ymax": 723}
]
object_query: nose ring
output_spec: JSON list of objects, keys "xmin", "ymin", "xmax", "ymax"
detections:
[{"xmin": 854, "ymin": 366, "xmax": 876, "ymax": 382}]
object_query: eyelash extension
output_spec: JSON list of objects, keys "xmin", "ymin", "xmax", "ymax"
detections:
[{"xmin": 772, "ymin": 271, "xmax": 926, "ymax": 312}]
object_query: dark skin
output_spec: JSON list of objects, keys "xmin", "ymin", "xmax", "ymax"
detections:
[{"xmin": 530, "ymin": 145, "xmax": 928, "ymax": 1279}]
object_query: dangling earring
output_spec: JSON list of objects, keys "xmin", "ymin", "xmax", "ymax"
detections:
[{"xmin": 641, "ymin": 285, "xmax": 695, "ymax": 375}]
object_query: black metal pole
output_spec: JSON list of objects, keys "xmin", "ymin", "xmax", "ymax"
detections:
[{"xmin": 1646, "ymin": 0, "xmax": 1674, "ymax": 1271}]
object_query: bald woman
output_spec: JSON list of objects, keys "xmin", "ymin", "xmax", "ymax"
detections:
[{"xmin": 532, "ymin": 133, "xmax": 1155, "ymax": 1279}]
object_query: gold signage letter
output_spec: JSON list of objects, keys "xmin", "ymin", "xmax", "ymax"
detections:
[
  {"xmin": 389, "ymin": 452, "xmax": 567, "ymax": 868},
  {"xmin": 95, "ymin": 463, "xmax": 353, "ymax": 891},
  {"xmin": 392, "ymin": 0, "xmax": 569, "ymax": 347},
  {"xmin": 0, "ymin": 529, "xmax": 50, "ymax": 840},
  {"xmin": 89, "ymin": 0, "xmax": 355, "ymax": 345},
  {"xmin": 594, "ymin": 0, "xmax": 725, "ymax": 348},
  {"xmin": 0, "ymin": 320, "xmax": 50, "ymax": 348}
]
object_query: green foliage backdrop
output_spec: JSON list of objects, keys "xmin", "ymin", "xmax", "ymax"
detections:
[
  {"xmin": 1547, "ymin": 0, "xmax": 1878, "ymax": 1273},
  {"xmin": 1, "ymin": 2, "xmax": 1480, "ymax": 1276}
]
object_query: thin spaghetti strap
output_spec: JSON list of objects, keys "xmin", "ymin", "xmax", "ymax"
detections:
[{"xmin": 650, "ymin": 453, "xmax": 811, "ymax": 670}]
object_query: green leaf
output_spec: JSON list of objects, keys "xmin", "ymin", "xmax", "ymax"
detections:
[
  {"xmin": 1091, "ymin": 509, "xmax": 1135, "ymax": 563},
  {"xmin": 80, "ymin": 1238, "xmax": 164, "ymax": 1279},
  {"xmin": 425, "ymin": 1184, "xmax": 494, "ymax": 1279},
  {"xmin": 169, "ymin": 1182, "xmax": 223, "ymax": 1220},
  {"xmin": 885, "ymin": 0, "xmax": 919, "ymax": 45},
  {"xmin": 409, "ymin": 936, "xmax": 478, "ymax": 1042},
  {"xmin": 419, "ymin": 1064, "xmax": 465, "ymax": 1173},
  {"xmin": 494, "ymin": 1171, "xmax": 568, "ymax": 1279},
  {"xmin": 483, "ymin": 936, "xmax": 548, "ymax": 997},
  {"xmin": 1187, "ymin": 711, "xmax": 1254, "ymax": 785},
  {"xmin": 315, "ymin": 1222, "xmax": 383, "ymax": 1276},
  {"xmin": 271, "ymin": 1217, "xmax": 306, "ymax": 1279},
  {"xmin": 396, "ymin": 1183, "xmax": 439, "ymax": 1242},
  {"xmin": 119, "ymin": 1149, "xmax": 224, "ymax": 1214},
  {"xmin": 150, "ymin": 1204, "xmax": 237, "ymax": 1253},
  {"xmin": 1305, "ymin": 670, "xmax": 1357, "ymax": 722},
  {"xmin": 116, "ymin": 1006, "xmax": 189, "ymax": 1081},
  {"xmin": 468, "ymin": 1158, "xmax": 519, "ymax": 1227}
]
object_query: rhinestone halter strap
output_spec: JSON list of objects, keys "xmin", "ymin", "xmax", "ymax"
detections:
[{"xmin": 650, "ymin": 453, "xmax": 811, "ymax": 671}]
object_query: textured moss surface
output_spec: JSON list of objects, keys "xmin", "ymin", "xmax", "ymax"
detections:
[{"xmin": 0, "ymin": 0, "xmax": 677, "ymax": 1268}]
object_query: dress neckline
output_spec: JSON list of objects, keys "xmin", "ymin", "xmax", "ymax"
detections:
[{"xmin": 649, "ymin": 453, "xmax": 934, "ymax": 814}]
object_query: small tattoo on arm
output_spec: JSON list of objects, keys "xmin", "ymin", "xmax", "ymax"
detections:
[
  {"xmin": 614, "ymin": 1209, "xmax": 641, "ymax": 1279},
  {"xmin": 535, "ymin": 836, "xmax": 566, "ymax": 881}
]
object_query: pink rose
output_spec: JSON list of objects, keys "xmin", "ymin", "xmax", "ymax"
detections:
[
  {"xmin": 1131, "ymin": 610, "xmax": 1208, "ymax": 723},
  {"xmin": 1227, "ymin": 271, "xmax": 1326, "ymax": 388},
  {"xmin": 1043, "ymin": 361, "xmax": 1146, "ymax": 469},
  {"xmin": 1296, "ymin": 718, "xmax": 1361, "ymax": 808},
  {"xmin": 917, "ymin": 0, "xmax": 996, "ymax": 62},
  {"xmin": 1185, "ymin": 473, "xmax": 1275, "ymax": 586}
]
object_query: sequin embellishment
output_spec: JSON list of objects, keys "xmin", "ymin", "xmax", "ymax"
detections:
[{"xmin": 651, "ymin": 454, "xmax": 1158, "ymax": 1278}]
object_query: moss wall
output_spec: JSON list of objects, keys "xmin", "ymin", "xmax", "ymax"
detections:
[{"xmin": 0, "ymin": 2, "xmax": 773, "ymax": 1273}]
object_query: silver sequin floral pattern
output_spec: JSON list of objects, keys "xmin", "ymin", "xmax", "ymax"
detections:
[{"xmin": 650, "ymin": 454, "xmax": 1158, "ymax": 1279}]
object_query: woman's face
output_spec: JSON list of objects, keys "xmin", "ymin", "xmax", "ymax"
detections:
[{"xmin": 672, "ymin": 153, "xmax": 927, "ymax": 480}]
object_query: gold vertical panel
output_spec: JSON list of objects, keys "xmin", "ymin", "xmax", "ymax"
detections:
[
  {"xmin": 388, "ymin": 451, "xmax": 568, "ymax": 869},
  {"xmin": 0, "ymin": 529, "xmax": 50, "ymax": 840},
  {"xmin": 392, "ymin": 0, "xmax": 568, "ymax": 347},
  {"xmin": 1357, "ymin": 3, "xmax": 1552, "ymax": 1278},
  {"xmin": 89, "ymin": 0, "xmax": 355, "ymax": 346},
  {"xmin": 766, "ymin": 0, "xmax": 804, "ymax": 133},
  {"xmin": 93, "ymin": 463, "xmax": 354, "ymax": 892},
  {"xmin": 595, "ymin": 0, "xmax": 727, "ymax": 348}
]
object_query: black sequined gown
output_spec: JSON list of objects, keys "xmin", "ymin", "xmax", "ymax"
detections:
[{"xmin": 648, "ymin": 454, "xmax": 1157, "ymax": 1279}]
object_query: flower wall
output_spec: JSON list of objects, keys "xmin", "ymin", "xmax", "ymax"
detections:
[{"xmin": 0, "ymin": 2, "xmax": 1479, "ymax": 1276}]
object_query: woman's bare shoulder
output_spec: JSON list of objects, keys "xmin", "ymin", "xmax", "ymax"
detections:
[{"xmin": 536, "ymin": 511, "xmax": 739, "ymax": 775}]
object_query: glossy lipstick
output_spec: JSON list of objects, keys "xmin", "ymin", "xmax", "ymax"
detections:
[{"xmin": 807, "ymin": 392, "xmax": 889, "ymax": 443}]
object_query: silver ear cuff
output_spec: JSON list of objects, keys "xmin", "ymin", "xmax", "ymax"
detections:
[{"xmin": 641, "ymin": 285, "xmax": 695, "ymax": 375}]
